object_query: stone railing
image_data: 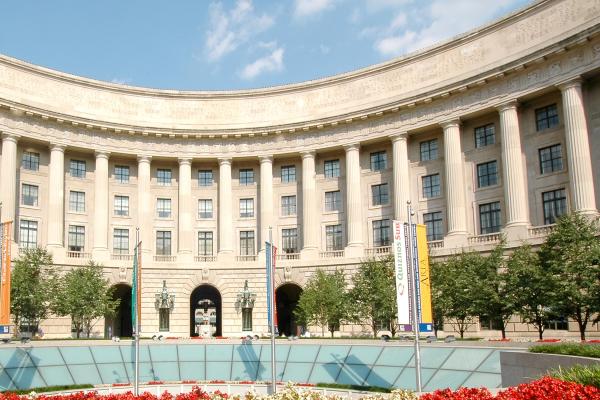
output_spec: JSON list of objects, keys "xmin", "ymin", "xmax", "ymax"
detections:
[
  {"xmin": 468, "ymin": 233, "xmax": 501, "ymax": 245},
  {"xmin": 111, "ymin": 254, "xmax": 133, "ymax": 261},
  {"xmin": 427, "ymin": 240, "xmax": 444, "ymax": 250},
  {"xmin": 195, "ymin": 255, "xmax": 217, "ymax": 262},
  {"xmin": 319, "ymin": 250, "xmax": 345, "ymax": 259},
  {"xmin": 528, "ymin": 224, "xmax": 555, "ymax": 238},
  {"xmin": 236, "ymin": 255, "xmax": 257, "ymax": 262},
  {"xmin": 153, "ymin": 255, "xmax": 177, "ymax": 262},
  {"xmin": 364, "ymin": 246, "xmax": 392, "ymax": 257},
  {"xmin": 66, "ymin": 251, "xmax": 91, "ymax": 259},
  {"xmin": 276, "ymin": 253, "xmax": 300, "ymax": 260}
]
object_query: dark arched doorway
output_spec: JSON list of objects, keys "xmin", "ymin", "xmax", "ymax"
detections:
[
  {"xmin": 105, "ymin": 284, "xmax": 132, "ymax": 338},
  {"xmin": 190, "ymin": 285, "xmax": 222, "ymax": 337},
  {"xmin": 276, "ymin": 283, "xmax": 303, "ymax": 337}
]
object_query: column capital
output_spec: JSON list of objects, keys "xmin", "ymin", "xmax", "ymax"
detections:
[
  {"xmin": 218, "ymin": 157, "xmax": 232, "ymax": 166},
  {"xmin": 556, "ymin": 76, "xmax": 583, "ymax": 92},
  {"xmin": 94, "ymin": 150, "xmax": 110, "ymax": 159},
  {"xmin": 1, "ymin": 132, "xmax": 20, "ymax": 143},
  {"xmin": 259, "ymin": 155, "xmax": 273, "ymax": 164},
  {"xmin": 439, "ymin": 119, "xmax": 461, "ymax": 130},
  {"xmin": 343, "ymin": 142, "xmax": 360, "ymax": 152},
  {"xmin": 137, "ymin": 155, "xmax": 152, "ymax": 163},
  {"xmin": 178, "ymin": 157, "xmax": 192, "ymax": 166},
  {"xmin": 389, "ymin": 132, "xmax": 408, "ymax": 143},
  {"xmin": 49, "ymin": 143, "xmax": 66, "ymax": 152},
  {"xmin": 300, "ymin": 150, "xmax": 316, "ymax": 159},
  {"xmin": 496, "ymin": 100, "xmax": 519, "ymax": 113}
]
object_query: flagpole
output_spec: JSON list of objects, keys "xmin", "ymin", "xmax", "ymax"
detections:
[
  {"xmin": 406, "ymin": 202, "xmax": 422, "ymax": 394},
  {"xmin": 134, "ymin": 227, "xmax": 140, "ymax": 396},
  {"xmin": 268, "ymin": 226, "xmax": 276, "ymax": 394}
]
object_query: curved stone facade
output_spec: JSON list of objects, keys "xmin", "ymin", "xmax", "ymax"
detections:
[{"xmin": 1, "ymin": 0, "xmax": 599, "ymax": 338}]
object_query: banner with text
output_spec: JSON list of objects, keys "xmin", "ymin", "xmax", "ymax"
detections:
[
  {"xmin": 0, "ymin": 222, "xmax": 12, "ymax": 328},
  {"xmin": 393, "ymin": 221, "xmax": 411, "ymax": 326}
]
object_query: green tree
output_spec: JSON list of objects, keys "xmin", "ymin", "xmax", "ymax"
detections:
[
  {"xmin": 349, "ymin": 256, "xmax": 397, "ymax": 337},
  {"xmin": 11, "ymin": 248, "xmax": 59, "ymax": 336},
  {"xmin": 539, "ymin": 213, "xmax": 600, "ymax": 341},
  {"xmin": 295, "ymin": 269, "xmax": 350, "ymax": 337},
  {"xmin": 54, "ymin": 261, "xmax": 119, "ymax": 338},
  {"xmin": 505, "ymin": 244, "xmax": 555, "ymax": 340}
]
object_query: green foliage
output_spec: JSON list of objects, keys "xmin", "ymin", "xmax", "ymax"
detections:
[
  {"xmin": 3, "ymin": 384, "xmax": 94, "ymax": 394},
  {"xmin": 550, "ymin": 364, "xmax": 600, "ymax": 389},
  {"xmin": 295, "ymin": 269, "xmax": 350, "ymax": 337},
  {"xmin": 54, "ymin": 261, "xmax": 119, "ymax": 338},
  {"xmin": 530, "ymin": 343, "xmax": 600, "ymax": 358},
  {"xmin": 349, "ymin": 256, "xmax": 397, "ymax": 337},
  {"xmin": 539, "ymin": 213, "xmax": 600, "ymax": 341},
  {"xmin": 11, "ymin": 248, "xmax": 60, "ymax": 335}
]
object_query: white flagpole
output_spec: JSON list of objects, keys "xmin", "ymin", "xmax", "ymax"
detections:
[
  {"xmin": 134, "ymin": 227, "xmax": 140, "ymax": 396},
  {"xmin": 268, "ymin": 226, "xmax": 277, "ymax": 394},
  {"xmin": 406, "ymin": 202, "xmax": 422, "ymax": 394}
]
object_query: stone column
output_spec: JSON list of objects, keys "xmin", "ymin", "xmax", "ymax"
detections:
[
  {"xmin": 391, "ymin": 132, "xmax": 410, "ymax": 222},
  {"xmin": 0, "ymin": 133, "xmax": 18, "ymax": 242},
  {"xmin": 344, "ymin": 143, "xmax": 364, "ymax": 257},
  {"xmin": 137, "ymin": 156, "xmax": 152, "ymax": 255},
  {"xmin": 497, "ymin": 101, "xmax": 530, "ymax": 240},
  {"xmin": 92, "ymin": 150, "xmax": 110, "ymax": 261},
  {"xmin": 178, "ymin": 158, "xmax": 193, "ymax": 262},
  {"xmin": 218, "ymin": 158, "xmax": 234, "ymax": 260},
  {"xmin": 559, "ymin": 78, "xmax": 597, "ymax": 215},
  {"xmin": 441, "ymin": 120, "xmax": 468, "ymax": 246},
  {"xmin": 259, "ymin": 156, "xmax": 273, "ymax": 253},
  {"xmin": 47, "ymin": 144, "xmax": 65, "ymax": 251},
  {"xmin": 300, "ymin": 151, "xmax": 318, "ymax": 259}
]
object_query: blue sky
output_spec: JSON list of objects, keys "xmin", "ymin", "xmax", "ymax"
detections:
[{"xmin": 0, "ymin": 0, "xmax": 531, "ymax": 91}]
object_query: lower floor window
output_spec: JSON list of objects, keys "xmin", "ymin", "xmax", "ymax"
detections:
[
  {"xmin": 326, "ymin": 224, "xmax": 343, "ymax": 251},
  {"xmin": 159, "ymin": 309, "xmax": 169, "ymax": 332},
  {"xmin": 68, "ymin": 225, "xmax": 85, "ymax": 252},
  {"xmin": 19, "ymin": 220, "xmax": 38, "ymax": 249},
  {"xmin": 543, "ymin": 188, "xmax": 567, "ymax": 225},
  {"xmin": 423, "ymin": 212, "xmax": 443, "ymax": 241},
  {"xmin": 282, "ymin": 228, "xmax": 298, "ymax": 254},
  {"xmin": 198, "ymin": 231, "xmax": 213, "ymax": 256},
  {"xmin": 372, "ymin": 219, "xmax": 391, "ymax": 247},
  {"xmin": 240, "ymin": 231, "xmax": 255, "ymax": 256},
  {"xmin": 242, "ymin": 308, "xmax": 252, "ymax": 331},
  {"xmin": 156, "ymin": 231, "xmax": 171, "ymax": 255},
  {"xmin": 479, "ymin": 201, "xmax": 501, "ymax": 234},
  {"xmin": 544, "ymin": 315, "xmax": 568, "ymax": 330}
]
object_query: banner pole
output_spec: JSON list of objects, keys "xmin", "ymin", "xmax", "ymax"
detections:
[
  {"xmin": 407, "ymin": 202, "xmax": 422, "ymax": 394},
  {"xmin": 134, "ymin": 227, "xmax": 140, "ymax": 396},
  {"xmin": 268, "ymin": 226, "xmax": 277, "ymax": 394}
]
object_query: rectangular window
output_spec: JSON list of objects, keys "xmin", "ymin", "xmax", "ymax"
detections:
[
  {"xmin": 240, "ymin": 198, "xmax": 254, "ymax": 218},
  {"xmin": 539, "ymin": 144, "xmax": 563, "ymax": 174},
  {"xmin": 325, "ymin": 190, "xmax": 342, "ymax": 212},
  {"xmin": 420, "ymin": 139, "xmax": 438, "ymax": 161},
  {"xmin": 282, "ymin": 228, "xmax": 298, "ymax": 254},
  {"xmin": 69, "ymin": 191, "xmax": 85, "ymax": 213},
  {"xmin": 474, "ymin": 124, "xmax": 495, "ymax": 148},
  {"xmin": 114, "ymin": 165, "xmax": 130, "ymax": 183},
  {"xmin": 371, "ymin": 183, "xmax": 389, "ymax": 206},
  {"xmin": 536, "ymin": 104, "xmax": 559, "ymax": 131},
  {"xmin": 157, "ymin": 198, "xmax": 172, "ymax": 218},
  {"xmin": 113, "ymin": 228, "xmax": 129, "ymax": 255},
  {"xmin": 198, "ymin": 231, "xmax": 213, "ymax": 256},
  {"xmin": 281, "ymin": 165, "xmax": 296, "ymax": 183},
  {"xmin": 198, "ymin": 199, "xmax": 213, "ymax": 219},
  {"xmin": 157, "ymin": 168, "xmax": 172, "ymax": 186},
  {"xmin": 326, "ymin": 224, "xmax": 343, "ymax": 251},
  {"xmin": 114, "ymin": 195, "xmax": 129, "ymax": 217},
  {"xmin": 70, "ymin": 160, "xmax": 86, "ymax": 178},
  {"xmin": 68, "ymin": 225, "xmax": 85, "ymax": 252},
  {"xmin": 240, "ymin": 231, "xmax": 255, "ymax": 256},
  {"xmin": 324, "ymin": 159, "xmax": 340, "ymax": 178},
  {"xmin": 242, "ymin": 308, "xmax": 252, "ymax": 331},
  {"xmin": 21, "ymin": 184, "xmax": 39, "ymax": 207},
  {"xmin": 477, "ymin": 160, "xmax": 498, "ymax": 188},
  {"xmin": 543, "ymin": 188, "xmax": 567, "ymax": 225},
  {"xmin": 423, "ymin": 212, "xmax": 443, "ymax": 241},
  {"xmin": 19, "ymin": 220, "xmax": 38, "ymax": 249},
  {"xmin": 198, "ymin": 170, "xmax": 213, "ymax": 186},
  {"xmin": 22, "ymin": 152, "xmax": 40, "ymax": 171},
  {"xmin": 281, "ymin": 195, "xmax": 297, "ymax": 216},
  {"xmin": 373, "ymin": 219, "xmax": 391, "ymax": 247},
  {"xmin": 239, "ymin": 169, "xmax": 254, "ymax": 185},
  {"xmin": 479, "ymin": 201, "xmax": 501, "ymax": 234},
  {"xmin": 370, "ymin": 151, "xmax": 387, "ymax": 171},
  {"xmin": 422, "ymin": 174, "xmax": 441, "ymax": 198},
  {"xmin": 156, "ymin": 231, "xmax": 171, "ymax": 255}
]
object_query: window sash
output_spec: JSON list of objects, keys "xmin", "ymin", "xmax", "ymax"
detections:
[
  {"xmin": 114, "ymin": 166, "xmax": 130, "ymax": 183},
  {"xmin": 198, "ymin": 170, "xmax": 213, "ymax": 186},
  {"xmin": 70, "ymin": 160, "xmax": 86, "ymax": 178},
  {"xmin": 242, "ymin": 308, "xmax": 252, "ymax": 331},
  {"xmin": 22, "ymin": 152, "xmax": 40, "ymax": 171},
  {"xmin": 282, "ymin": 228, "xmax": 298, "ymax": 253},
  {"xmin": 113, "ymin": 229, "xmax": 129, "ymax": 254},
  {"xmin": 198, "ymin": 231, "xmax": 213, "ymax": 256},
  {"xmin": 325, "ymin": 225, "xmax": 343, "ymax": 251},
  {"xmin": 240, "ymin": 231, "xmax": 255, "ymax": 255},
  {"xmin": 324, "ymin": 160, "xmax": 340, "ymax": 178},
  {"xmin": 370, "ymin": 151, "xmax": 387, "ymax": 171},
  {"xmin": 422, "ymin": 174, "xmax": 441, "ymax": 198},
  {"xmin": 325, "ymin": 191, "xmax": 341, "ymax": 211},
  {"xmin": 474, "ymin": 124, "xmax": 495, "ymax": 148},
  {"xmin": 156, "ymin": 231, "xmax": 171, "ymax": 255},
  {"xmin": 114, "ymin": 195, "xmax": 129, "ymax": 216},
  {"xmin": 19, "ymin": 220, "xmax": 38, "ymax": 248},
  {"xmin": 539, "ymin": 144, "xmax": 563, "ymax": 174},
  {"xmin": 477, "ymin": 161, "xmax": 498, "ymax": 188},
  {"xmin": 198, "ymin": 199, "xmax": 213, "ymax": 218},
  {"xmin": 371, "ymin": 183, "xmax": 389, "ymax": 206},
  {"xmin": 21, "ymin": 184, "xmax": 39, "ymax": 207},
  {"xmin": 373, "ymin": 219, "xmax": 391, "ymax": 247},
  {"xmin": 281, "ymin": 195, "xmax": 297, "ymax": 216},
  {"xmin": 536, "ymin": 104, "xmax": 559, "ymax": 131},
  {"xmin": 157, "ymin": 169, "xmax": 172, "ymax": 185},
  {"xmin": 240, "ymin": 199, "xmax": 254, "ymax": 218},
  {"xmin": 68, "ymin": 225, "xmax": 85, "ymax": 252},
  {"xmin": 424, "ymin": 212, "xmax": 443, "ymax": 241},
  {"xmin": 479, "ymin": 202, "xmax": 501, "ymax": 234},
  {"xmin": 157, "ymin": 198, "xmax": 172, "ymax": 218},
  {"xmin": 239, "ymin": 169, "xmax": 254, "ymax": 185},
  {"xmin": 69, "ymin": 191, "xmax": 85, "ymax": 212},
  {"xmin": 420, "ymin": 139, "xmax": 438, "ymax": 161},
  {"xmin": 281, "ymin": 166, "xmax": 296, "ymax": 183},
  {"xmin": 543, "ymin": 189, "xmax": 567, "ymax": 224}
]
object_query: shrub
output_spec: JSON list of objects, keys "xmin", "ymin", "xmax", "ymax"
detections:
[
  {"xmin": 550, "ymin": 364, "xmax": 600, "ymax": 389},
  {"xmin": 529, "ymin": 343, "xmax": 600, "ymax": 358}
]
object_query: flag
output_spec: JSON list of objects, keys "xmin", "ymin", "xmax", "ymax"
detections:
[
  {"xmin": 131, "ymin": 241, "xmax": 142, "ymax": 334},
  {"xmin": 0, "ymin": 222, "xmax": 12, "ymax": 327},
  {"xmin": 265, "ymin": 241, "xmax": 278, "ymax": 334}
]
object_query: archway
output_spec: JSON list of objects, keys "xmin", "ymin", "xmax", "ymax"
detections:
[
  {"xmin": 276, "ymin": 283, "xmax": 303, "ymax": 337},
  {"xmin": 105, "ymin": 284, "xmax": 132, "ymax": 338},
  {"xmin": 190, "ymin": 285, "xmax": 222, "ymax": 337}
]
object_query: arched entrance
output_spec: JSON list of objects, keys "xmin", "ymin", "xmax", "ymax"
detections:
[
  {"xmin": 276, "ymin": 283, "xmax": 303, "ymax": 337},
  {"xmin": 105, "ymin": 284, "xmax": 132, "ymax": 338},
  {"xmin": 190, "ymin": 285, "xmax": 222, "ymax": 337}
]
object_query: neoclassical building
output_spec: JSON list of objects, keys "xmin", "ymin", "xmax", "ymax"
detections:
[{"xmin": 1, "ymin": 0, "xmax": 600, "ymax": 338}]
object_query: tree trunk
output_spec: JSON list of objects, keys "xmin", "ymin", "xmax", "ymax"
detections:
[
  {"xmin": 537, "ymin": 324, "xmax": 543, "ymax": 340},
  {"xmin": 577, "ymin": 318, "xmax": 587, "ymax": 341},
  {"xmin": 501, "ymin": 327, "xmax": 506, "ymax": 340}
]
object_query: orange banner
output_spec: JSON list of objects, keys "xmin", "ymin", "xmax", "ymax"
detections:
[{"xmin": 0, "ymin": 222, "xmax": 12, "ymax": 325}]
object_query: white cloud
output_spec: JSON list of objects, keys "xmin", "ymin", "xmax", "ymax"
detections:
[
  {"xmin": 205, "ymin": 0, "xmax": 275, "ymax": 62},
  {"xmin": 240, "ymin": 47, "xmax": 284, "ymax": 80},
  {"xmin": 376, "ymin": 31, "xmax": 416, "ymax": 56},
  {"xmin": 294, "ymin": 0, "xmax": 335, "ymax": 18}
]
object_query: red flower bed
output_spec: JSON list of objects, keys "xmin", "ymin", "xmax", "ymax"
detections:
[
  {"xmin": 147, "ymin": 381, "xmax": 164, "ymax": 385},
  {"xmin": 208, "ymin": 380, "xmax": 225, "ymax": 384},
  {"xmin": 536, "ymin": 338, "xmax": 561, "ymax": 343},
  {"xmin": 112, "ymin": 383, "xmax": 131, "ymax": 387},
  {"xmin": 182, "ymin": 380, "xmax": 198, "ymax": 384}
]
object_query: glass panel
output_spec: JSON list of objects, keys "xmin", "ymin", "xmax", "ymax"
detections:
[
  {"xmin": 177, "ymin": 345, "xmax": 205, "ymax": 361},
  {"xmin": 152, "ymin": 361, "xmax": 180, "ymax": 381},
  {"xmin": 316, "ymin": 345, "xmax": 350, "ymax": 363},
  {"xmin": 442, "ymin": 348, "xmax": 491, "ymax": 371},
  {"xmin": 376, "ymin": 347, "xmax": 413, "ymax": 366},
  {"xmin": 425, "ymin": 370, "xmax": 471, "ymax": 391},
  {"xmin": 395, "ymin": 367, "xmax": 436, "ymax": 391},
  {"xmin": 27, "ymin": 347, "xmax": 63, "ymax": 366},
  {"xmin": 310, "ymin": 363, "xmax": 343, "ymax": 384},
  {"xmin": 120, "ymin": 345, "xmax": 151, "ymax": 363},
  {"xmin": 255, "ymin": 362, "xmax": 285, "ymax": 381},
  {"xmin": 179, "ymin": 361, "xmax": 205, "ymax": 381},
  {"xmin": 0, "ymin": 369, "xmax": 16, "ymax": 390},
  {"xmin": 206, "ymin": 345, "xmax": 233, "ymax": 361},
  {"xmin": 97, "ymin": 363, "xmax": 129, "ymax": 384},
  {"xmin": 230, "ymin": 361, "xmax": 259, "ymax": 381},
  {"xmin": 282, "ymin": 362, "xmax": 313, "ymax": 382},
  {"xmin": 462, "ymin": 372, "xmax": 501, "ymax": 388},
  {"xmin": 287, "ymin": 344, "xmax": 320, "ymax": 363},
  {"xmin": 336, "ymin": 364, "xmax": 371, "ymax": 386},
  {"xmin": 345, "ymin": 346, "xmax": 383, "ymax": 365},
  {"xmin": 37, "ymin": 366, "xmax": 74, "ymax": 386},
  {"xmin": 417, "ymin": 347, "xmax": 453, "ymax": 369},
  {"xmin": 91, "ymin": 346, "xmax": 123, "ymax": 364},
  {"xmin": 233, "ymin": 344, "xmax": 261, "ymax": 362},
  {"xmin": 259, "ymin": 344, "xmax": 290, "ymax": 361},
  {"xmin": 0, "ymin": 348, "xmax": 35, "ymax": 368},
  {"xmin": 68, "ymin": 364, "xmax": 102, "ymax": 385},
  {"xmin": 57, "ymin": 347, "xmax": 94, "ymax": 366},
  {"xmin": 149, "ymin": 345, "xmax": 178, "ymax": 362},
  {"xmin": 477, "ymin": 350, "xmax": 501, "ymax": 373},
  {"xmin": 205, "ymin": 362, "xmax": 231, "ymax": 381},
  {"xmin": 5, "ymin": 367, "xmax": 46, "ymax": 390},
  {"xmin": 363, "ymin": 365, "xmax": 402, "ymax": 388}
]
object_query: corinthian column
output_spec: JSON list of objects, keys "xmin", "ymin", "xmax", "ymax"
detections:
[
  {"xmin": 390, "ymin": 133, "xmax": 410, "ymax": 222},
  {"xmin": 259, "ymin": 156, "xmax": 273, "ymax": 253},
  {"xmin": 441, "ymin": 120, "xmax": 468, "ymax": 246},
  {"xmin": 47, "ymin": 144, "xmax": 65, "ymax": 250},
  {"xmin": 344, "ymin": 143, "xmax": 363, "ymax": 257},
  {"xmin": 218, "ymin": 158, "xmax": 234, "ymax": 260},
  {"xmin": 178, "ymin": 158, "xmax": 193, "ymax": 262},
  {"xmin": 0, "ymin": 133, "xmax": 18, "ymax": 241},
  {"xmin": 92, "ymin": 150, "xmax": 110, "ymax": 261},
  {"xmin": 558, "ymin": 78, "xmax": 597, "ymax": 215},
  {"xmin": 497, "ymin": 101, "xmax": 530, "ymax": 241},
  {"xmin": 300, "ymin": 151, "xmax": 318, "ymax": 259},
  {"xmin": 137, "ymin": 156, "xmax": 152, "ymax": 254}
]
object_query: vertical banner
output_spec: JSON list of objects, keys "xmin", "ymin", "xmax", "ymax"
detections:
[
  {"xmin": 416, "ymin": 225, "xmax": 433, "ymax": 331},
  {"xmin": 272, "ymin": 245, "xmax": 278, "ymax": 334},
  {"xmin": 393, "ymin": 221, "xmax": 410, "ymax": 327},
  {"xmin": 131, "ymin": 241, "xmax": 142, "ymax": 333},
  {"xmin": 0, "ymin": 222, "xmax": 12, "ymax": 327},
  {"xmin": 265, "ymin": 241, "xmax": 273, "ymax": 332}
]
